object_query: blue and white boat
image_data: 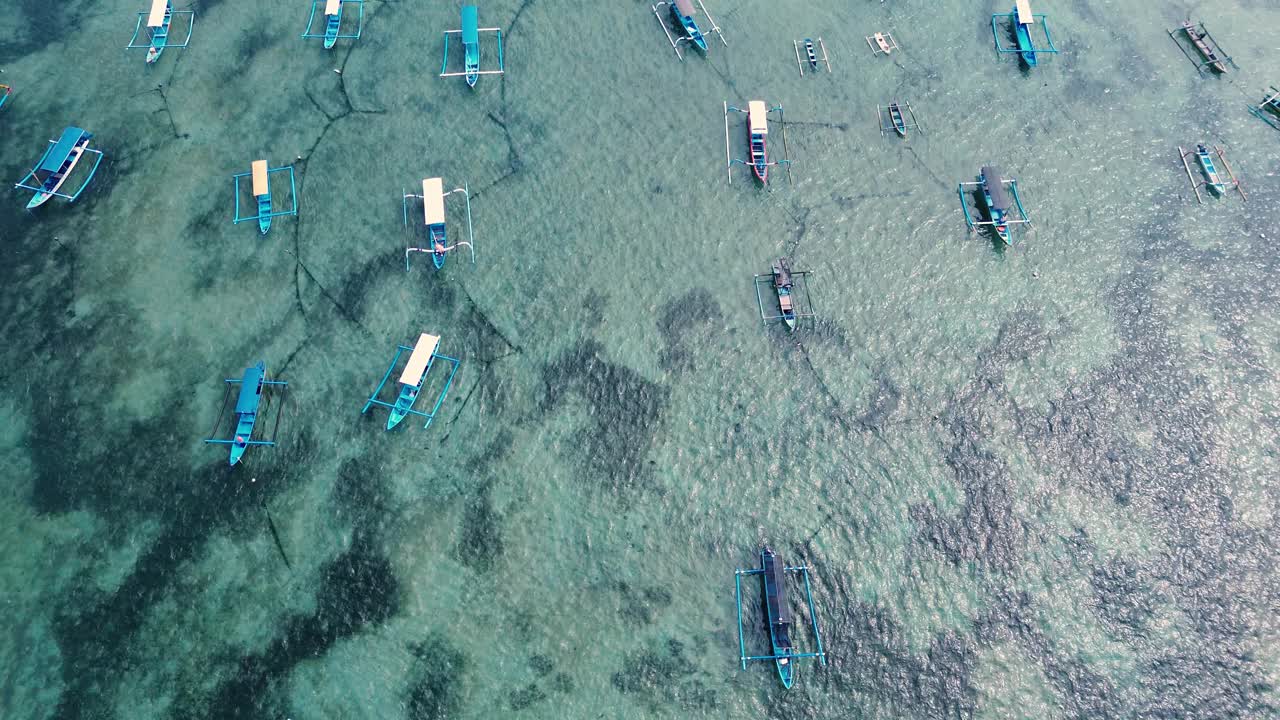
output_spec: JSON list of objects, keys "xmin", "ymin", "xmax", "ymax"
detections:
[{"xmin": 14, "ymin": 126, "xmax": 104, "ymax": 210}]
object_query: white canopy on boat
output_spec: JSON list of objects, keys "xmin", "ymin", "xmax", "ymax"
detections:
[
  {"xmin": 325, "ymin": 0, "xmax": 341, "ymax": 16},
  {"xmin": 1015, "ymin": 0, "xmax": 1034, "ymax": 24},
  {"xmin": 250, "ymin": 160, "xmax": 271, "ymax": 197},
  {"xmin": 399, "ymin": 333, "xmax": 440, "ymax": 387},
  {"xmin": 423, "ymin": 178, "xmax": 445, "ymax": 225},
  {"xmin": 748, "ymin": 101, "xmax": 768, "ymax": 134},
  {"xmin": 147, "ymin": 0, "xmax": 169, "ymax": 28},
  {"xmin": 251, "ymin": 160, "xmax": 269, "ymax": 198}
]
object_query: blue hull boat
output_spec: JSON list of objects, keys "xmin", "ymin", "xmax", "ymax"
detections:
[
  {"xmin": 671, "ymin": 0, "xmax": 708, "ymax": 52},
  {"xmin": 147, "ymin": 3, "xmax": 172, "ymax": 64},
  {"xmin": 24, "ymin": 127, "xmax": 95, "ymax": 210},
  {"xmin": 1013, "ymin": 8, "xmax": 1037, "ymax": 66},
  {"xmin": 463, "ymin": 5, "xmax": 480, "ymax": 87}
]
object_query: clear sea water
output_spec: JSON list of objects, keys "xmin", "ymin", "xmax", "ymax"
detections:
[{"xmin": 3, "ymin": 0, "xmax": 1280, "ymax": 718}]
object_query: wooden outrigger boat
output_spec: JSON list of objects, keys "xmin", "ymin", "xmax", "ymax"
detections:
[
  {"xmin": 735, "ymin": 546, "xmax": 827, "ymax": 689},
  {"xmin": 14, "ymin": 126, "xmax": 105, "ymax": 210},
  {"xmin": 1248, "ymin": 87, "xmax": 1280, "ymax": 130},
  {"xmin": 877, "ymin": 101, "xmax": 923, "ymax": 139},
  {"xmin": 362, "ymin": 334, "xmax": 461, "ymax": 431},
  {"xmin": 402, "ymin": 177, "xmax": 475, "ymax": 271},
  {"xmin": 990, "ymin": 0, "xmax": 1058, "ymax": 67},
  {"xmin": 204, "ymin": 361, "xmax": 289, "ymax": 467},
  {"xmin": 865, "ymin": 31, "xmax": 898, "ymax": 56},
  {"xmin": 792, "ymin": 37, "xmax": 831, "ymax": 75},
  {"xmin": 1168, "ymin": 21, "xmax": 1235, "ymax": 75},
  {"xmin": 231, "ymin": 160, "xmax": 298, "ymax": 235},
  {"xmin": 302, "ymin": 0, "xmax": 364, "ymax": 49},
  {"xmin": 651, "ymin": 0, "xmax": 725, "ymax": 60},
  {"xmin": 440, "ymin": 5, "xmax": 504, "ymax": 86},
  {"xmin": 958, "ymin": 166, "xmax": 1031, "ymax": 246},
  {"xmin": 126, "ymin": 0, "xmax": 194, "ymax": 65},
  {"xmin": 753, "ymin": 259, "xmax": 814, "ymax": 329},
  {"xmin": 724, "ymin": 101, "xmax": 792, "ymax": 185},
  {"xmin": 1177, "ymin": 144, "xmax": 1246, "ymax": 203}
]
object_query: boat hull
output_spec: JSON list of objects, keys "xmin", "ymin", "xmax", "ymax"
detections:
[
  {"xmin": 230, "ymin": 412, "xmax": 257, "ymax": 466},
  {"xmin": 0, "ymin": 86, "xmax": 10, "ymax": 110},
  {"xmin": 146, "ymin": 9, "xmax": 171, "ymax": 64},
  {"xmin": 672, "ymin": 7, "xmax": 707, "ymax": 51},
  {"xmin": 26, "ymin": 140, "xmax": 89, "ymax": 210},
  {"xmin": 750, "ymin": 134, "xmax": 767, "ymax": 183},
  {"xmin": 803, "ymin": 39, "xmax": 817, "ymax": 68},
  {"xmin": 1014, "ymin": 18, "xmax": 1037, "ymax": 66},
  {"xmin": 387, "ymin": 382, "xmax": 421, "ymax": 430},
  {"xmin": 1196, "ymin": 147, "xmax": 1226, "ymax": 194},
  {"xmin": 465, "ymin": 43, "xmax": 479, "ymax": 86},
  {"xmin": 324, "ymin": 12, "xmax": 341, "ymax": 49},
  {"xmin": 431, "ymin": 226, "xmax": 447, "ymax": 269},
  {"xmin": 889, "ymin": 105, "xmax": 907, "ymax": 138},
  {"xmin": 258, "ymin": 196, "xmax": 272, "ymax": 234}
]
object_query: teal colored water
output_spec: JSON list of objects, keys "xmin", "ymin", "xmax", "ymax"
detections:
[{"xmin": 3, "ymin": 0, "xmax": 1280, "ymax": 718}]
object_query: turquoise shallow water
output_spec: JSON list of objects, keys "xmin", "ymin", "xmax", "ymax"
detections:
[{"xmin": 3, "ymin": 0, "xmax": 1280, "ymax": 718}]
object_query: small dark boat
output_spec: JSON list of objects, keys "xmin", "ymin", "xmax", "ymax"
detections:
[
  {"xmin": 761, "ymin": 546, "xmax": 795, "ymax": 689},
  {"xmin": 887, "ymin": 102, "xmax": 908, "ymax": 138},
  {"xmin": 1180, "ymin": 21, "xmax": 1227, "ymax": 73},
  {"xmin": 978, "ymin": 165, "xmax": 1013, "ymax": 244},
  {"xmin": 802, "ymin": 38, "xmax": 817, "ymax": 69}
]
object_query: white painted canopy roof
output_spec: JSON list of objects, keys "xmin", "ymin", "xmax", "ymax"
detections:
[
  {"xmin": 422, "ymin": 178, "xmax": 445, "ymax": 225},
  {"xmin": 748, "ymin": 101, "xmax": 768, "ymax": 134},
  {"xmin": 250, "ymin": 160, "xmax": 269, "ymax": 197},
  {"xmin": 147, "ymin": 0, "xmax": 168, "ymax": 28},
  {"xmin": 1015, "ymin": 0, "xmax": 1034, "ymax": 24},
  {"xmin": 399, "ymin": 333, "xmax": 440, "ymax": 386}
]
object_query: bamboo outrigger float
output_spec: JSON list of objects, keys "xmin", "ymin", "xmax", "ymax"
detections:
[
  {"xmin": 302, "ymin": 0, "xmax": 365, "ymax": 49},
  {"xmin": 792, "ymin": 37, "xmax": 831, "ymax": 76},
  {"xmin": 1178, "ymin": 144, "xmax": 1246, "ymax": 203},
  {"xmin": 440, "ymin": 5, "xmax": 504, "ymax": 87},
  {"xmin": 753, "ymin": 258, "xmax": 815, "ymax": 331},
  {"xmin": 402, "ymin": 177, "xmax": 475, "ymax": 271},
  {"xmin": 877, "ymin": 101, "xmax": 923, "ymax": 139},
  {"xmin": 1168, "ymin": 21, "xmax": 1235, "ymax": 75},
  {"xmin": 958, "ymin": 166, "xmax": 1031, "ymax": 246},
  {"xmin": 1248, "ymin": 87, "xmax": 1280, "ymax": 130},
  {"xmin": 362, "ymin": 334, "xmax": 461, "ymax": 431},
  {"xmin": 204, "ymin": 361, "xmax": 289, "ymax": 467},
  {"xmin": 991, "ymin": 0, "xmax": 1058, "ymax": 67},
  {"xmin": 735, "ymin": 547, "xmax": 827, "ymax": 690},
  {"xmin": 232, "ymin": 160, "xmax": 298, "ymax": 235},
  {"xmin": 865, "ymin": 31, "xmax": 899, "ymax": 56},
  {"xmin": 724, "ymin": 101, "xmax": 792, "ymax": 186},
  {"xmin": 652, "ymin": 0, "xmax": 726, "ymax": 61},
  {"xmin": 14, "ymin": 127, "xmax": 105, "ymax": 210},
  {"xmin": 126, "ymin": 0, "xmax": 194, "ymax": 65}
]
